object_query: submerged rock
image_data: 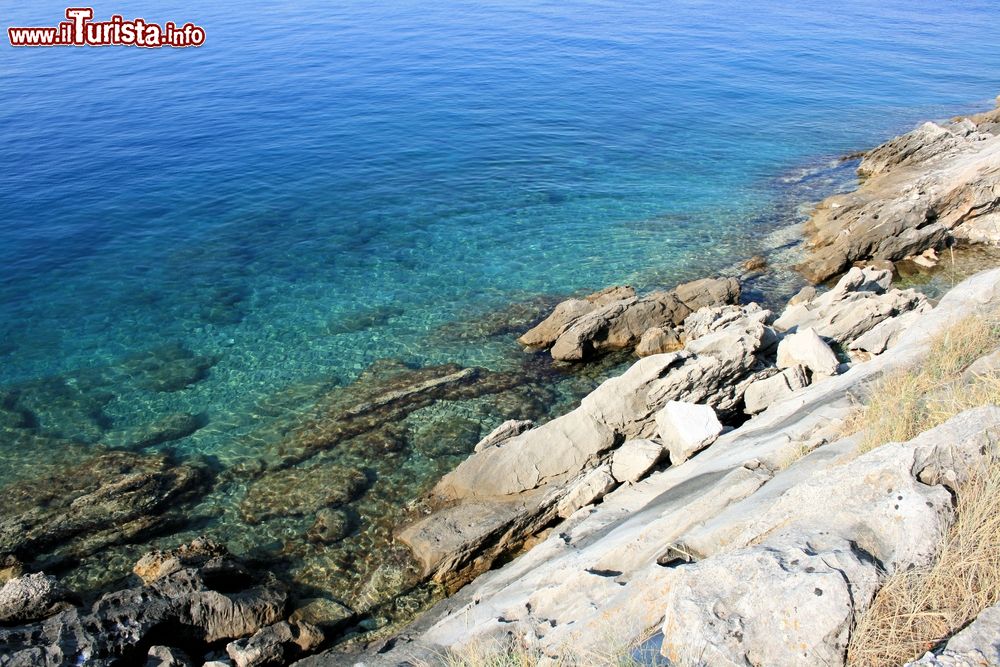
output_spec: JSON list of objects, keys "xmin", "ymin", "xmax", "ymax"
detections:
[
  {"xmin": 0, "ymin": 450, "xmax": 210, "ymax": 566},
  {"xmin": 122, "ymin": 343, "xmax": 217, "ymax": 393},
  {"xmin": 305, "ymin": 508, "xmax": 353, "ymax": 544},
  {"xmin": 240, "ymin": 464, "xmax": 368, "ymax": 524},
  {"xmin": 104, "ymin": 412, "xmax": 205, "ymax": 449}
]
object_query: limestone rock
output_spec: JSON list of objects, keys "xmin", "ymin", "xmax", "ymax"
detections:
[
  {"xmin": 655, "ymin": 401, "xmax": 723, "ymax": 464},
  {"xmin": 634, "ymin": 327, "xmax": 681, "ymax": 357},
  {"xmin": 556, "ymin": 465, "xmax": 618, "ymax": 517},
  {"xmin": 226, "ymin": 621, "xmax": 323, "ymax": 667},
  {"xmin": 849, "ymin": 303, "xmax": 931, "ymax": 355},
  {"xmin": 776, "ymin": 328, "xmax": 839, "ymax": 377},
  {"xmin": 517, "ymin": 286, "xmax": 636, "ymax": 348},
  {"xmin": 0, "ymin": 573, "xmax": 72, "ymax": 624},
  {"xmin": 787, "ymin": 285, "xmax": 816, "ymax": 306},
  {"xmin": 743, "ymin": 365, "xmax": 810, "ymax": 414},
  {"xmin": 682, "ymin": 303, "xmax": 772, "ymax": 344},
  {"xmin": 516, "ymin": 298, "xmax": 594, "ymax": 349},
  {"xmin": 0, "ymin": 541, "xmax": 287, "ymax": 665},
  {"xmin": 775, "ymin": 267, "xmax": 929, "ymax": 347},
  {"xmin": 134, "ymin": 537, "xmax": 228, "ymax": 585},
  {"xmin": 799, "ymin": 111, "xmax": 1000, "ymax": 283},
  {"xmin": 146, "ymin": 645, "xmax": 194, "ymax": 667},
  {"xmin": 401, "ymin": 308, "xmax": 769, "ymax": 589},
  {"xmin": 520, "ymin": 278, "xmax": 739, "ymax": 361},
  {"xmin": 610, "ymin": 440, "xmax": 664, "ymax": 484},
  {"xmin": 660, "ymin": 531, "xmax": 880, "ymax": 667},
  {"xmin": 473, "ymin": 419, "xmax": 534, "ymax": 452}
]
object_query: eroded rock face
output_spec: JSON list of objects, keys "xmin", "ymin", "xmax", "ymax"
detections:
[
  {"xmin": 516, "ymin": 286, "xmax": 636, "ymax": 349},
  {"xmin": 659, "ymin": 407, "xmax": 1000, "ymax": 666},
  {"xmin": 347, "ymin": 270, "xmax": 1000, "ymax": 667},
  {"xmin": 518, "ymin": 277, "xmax": 740, "ymax": 362},
  {"xmin": 634, "ymin": 326, "xmax": 682, "ymax": 357},
  {"xmin": 0, "ymin": 540, "xmax": 287, "ymax": 666},
  {"xmin": 473, "ymin": 419, "xmax": 534, "ymax": 452},
  {"xmin": 398, "ymin": 308, "xmax": 771, "ymax": 588},
  {"xmin": 799, "ymin": 102, "xmax": 1000, "ymax": 283},
  {"xmin": 0, "ymin": 573, "xmax": 73, "ymax": 624}
]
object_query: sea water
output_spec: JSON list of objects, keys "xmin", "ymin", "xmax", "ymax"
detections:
[{"xmin": 2, "ymin": 0, "xmax": 999, "ymax": 628}]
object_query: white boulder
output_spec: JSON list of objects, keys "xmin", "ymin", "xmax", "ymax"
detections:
[
  {"xmin": 655, "ymin": 401, "xmax": 723, "ymax": 464},
  {"xmin": 611, "ymin": 439, "xmax": 664, "ymax": 483},
  {"xmin": 776, "ymin": 328, "xmax": 839, "ymax": 377}
]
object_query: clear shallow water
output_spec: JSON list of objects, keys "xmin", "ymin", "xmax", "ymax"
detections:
[{"xmin": 2, "ymin": 0, "xmax": 1000, "ymax": 634}]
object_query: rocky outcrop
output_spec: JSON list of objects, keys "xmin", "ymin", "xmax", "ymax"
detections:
[
  {"xmin": 743, "ymin": 365, "xmax": 809, "ymax": 414},
  {"xmin": 0, "ymin": 573, "xmax": 73, "ymax": 624},
  {"xmin": 226, "ymin": 620, "xmax": 324, "ymax": 667},
  {"xmin": 774, "ymin": 266, "xmax": 930, "ymax": 347},
  {"xmin": 0, "ymin": 540, "xmax": 288, "ymax": 666},
  {"xmin": 610, "ymin": 439, "xmax": 664, "ymax": 484},
  {"xmin": 396, "ymin": 301, "xmax": 773, "ymax": 589},
  {"xmin": 518, "ymin": 277, "xmax": 740, "ymax": 361},
  {"xmin": 661, "ymin": 530, "xmax": 881, "ymax": 667},
  {"xmin": 799, "ymin": 99, "xmax": 1000, "ymax": 282},
  {"xmin": 344, "ymin": 268, "xmax": 1000, "ymax": 667}
]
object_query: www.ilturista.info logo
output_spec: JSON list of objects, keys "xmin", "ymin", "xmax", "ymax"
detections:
[{"xmin": 8, "ymin": 8, "xmax": 205, "ymax": 47}]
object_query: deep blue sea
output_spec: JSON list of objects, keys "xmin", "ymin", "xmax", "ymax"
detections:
[{"xmin": 2, "ymin": 0, "xmax": 1000, "ymax": 624}]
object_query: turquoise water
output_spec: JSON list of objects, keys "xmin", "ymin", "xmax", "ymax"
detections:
[{"xmin": 2, "ymin": 0, "xmax": 1000, "ymax": 632}]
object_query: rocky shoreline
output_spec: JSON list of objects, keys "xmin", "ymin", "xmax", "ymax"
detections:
[{"xmin": 4, "ymin": 98, "xmax": 1000, "ymax": 666}]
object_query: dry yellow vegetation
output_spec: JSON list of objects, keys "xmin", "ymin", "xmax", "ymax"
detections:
[{"xmin": 846, "ymin": 310, "xmax": 1000, "ymax": 666}]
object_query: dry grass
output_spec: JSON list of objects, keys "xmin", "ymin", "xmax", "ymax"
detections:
[
  {"xmin": 847, "ymin": 312, "xmax": 1000, "ymax": 453},
  {"xmin": 846, "ymin": 457, "xmax": 1000, "ymax": 666},
  {"xmin": 843, "ymin": 311, "xmax": 1000, "ymax": 666}
]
